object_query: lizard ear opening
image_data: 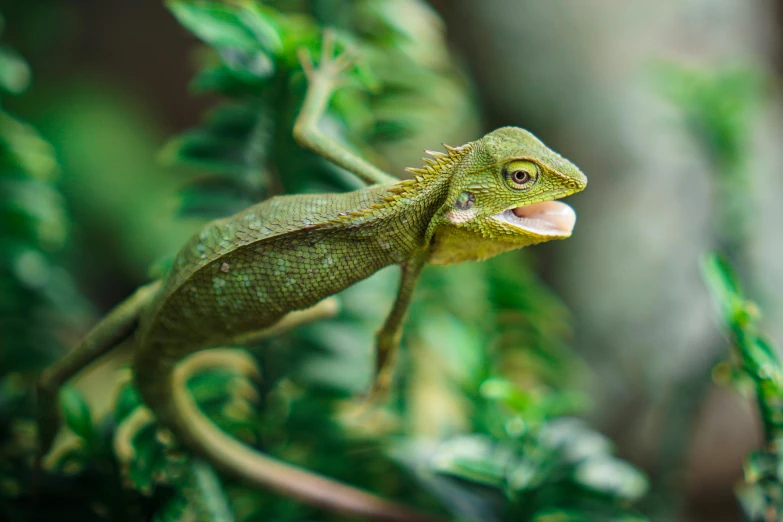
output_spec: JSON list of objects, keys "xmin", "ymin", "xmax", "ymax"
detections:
[{"xmin": 454, "ymin": 192, "xmax": 475, "ymax": 210}]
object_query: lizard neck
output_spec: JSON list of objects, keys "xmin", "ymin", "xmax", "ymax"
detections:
[
  {"xmin": 366, "ymin": 143, "xmax": 475, "ymax": 262},
  {"xmin": 320, "ymin": 145, "xmax": 473, "ymax": 266},
  {"xmin": 360, "ymin": 172, "xmax": 451, "ymax": 262}
]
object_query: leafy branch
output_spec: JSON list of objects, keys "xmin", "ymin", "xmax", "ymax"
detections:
[{"xmin": 703, "ymin": 254, "xmax": 783, "ymax": 521}]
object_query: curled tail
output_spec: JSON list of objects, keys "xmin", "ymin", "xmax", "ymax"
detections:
[
  {"xmin": 135, "ymin": 302, "xmax": 445, "ymax": 522},
  {"xmin": 137, "ymin": 360, "xmax": 443, "ymax": 522}
]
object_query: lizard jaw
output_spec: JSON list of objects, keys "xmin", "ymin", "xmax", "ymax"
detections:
[{"xmin": 492, "ymin": 200, "xmax": 576, "ymax": 237}]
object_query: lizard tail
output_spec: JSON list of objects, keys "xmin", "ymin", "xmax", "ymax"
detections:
[
  {"xmin": 135, "ymin": 356, "xmax": 445, "ymax": 522},
  {"xmin": 149, "ymin": 362, "xmax": 442, "ymax": 522}
]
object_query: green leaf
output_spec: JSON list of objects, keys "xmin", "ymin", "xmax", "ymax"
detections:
[
  {"xmin": 59, "ymin": 386, "xmax": 94, "ymax": 443},
  {"xmin": 237, "ymin": 2, "xmax": 283, "ymax": 54},
  {"xmin": 701, "ymin": 253, "xmax": 743, "ymax": 323},
  {"xmin": 201, "ymin": 103, "xmax": 263, "ymax": 140},
  {"xmin": 480, "ymin": 378, "xmax": 534, "ymax": 412},
  {"xmin": 163, "ymin": 132, "xmax": 250, "ymax": 174},
  {"xmin": 168, "ymin": 1, "xmax": 260, "ymax": 50},
  {"xmin": 539, "ymin": 418, "xmax": 613, "ymax": 464},
  {"xmin": 167, "ymin": 0, "xmax": 281, "ymax": 54},
  {"xmin": 113, "ymin": 380, "xmax": 143, "ymax": 425},
  {"xmin": 187, "ymin": 459, "xmax": 236, "ymax": 522},
  {"xmin": 217, "ymin": 47, "xmax": 274, "ymax": 82},
  {"xmin": 573, "ymin": 456, "xmax": 648, "ymax": 500},
  {"xmin": 0, "ymin": 47, "xmax": 30, "ymax": 95},
  {"xmin": 0, "ymin": 112, "xmax": 59, "ymax": 181},
  {"xmin": 430, "ymin": 435, "xmax": 512, "ymax": 488},
  {"xmin": 161, "ymin": 102, "xmax": 270, "ymax": 177},
  {"xmin": 124, "ymin": 422, "xmax": 169, "ymax": 494},
  {"xmin": 190, "ymin": 64, "xmax": 265, "ymax": 96},
  {"xmin": 736, "ymin": 448, "xmax": 783, "ymax": 522}
]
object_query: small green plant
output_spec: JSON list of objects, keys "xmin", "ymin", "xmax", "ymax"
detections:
[{"xmin": 703, "ymin": 254, "xmax": 783, "ymax": 521}]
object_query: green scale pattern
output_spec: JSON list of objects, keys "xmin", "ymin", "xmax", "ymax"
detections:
[{"xmin": 139, "ymin": 182, "xmax": 445, "ymax": 358}]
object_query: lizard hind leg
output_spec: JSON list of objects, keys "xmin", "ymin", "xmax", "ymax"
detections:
[
  {"xmin": 36, "ymin": 281, "xmax": 161, "ymax": 464},
  {"xmin": 164, "ymin": 296, "xmax": 340, "ymax": 407},
  {"xmin": 228, "ymin": 296, "xmax": 340, "ymax": 346},
  {"xmin": 169, "ymin": 296, "xmax": 340, "ymax": 407}
]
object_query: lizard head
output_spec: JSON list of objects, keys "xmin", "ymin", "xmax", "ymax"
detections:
[{"xmin": 423, "ymin": 126, "xmax": 587, "ymax": 265}]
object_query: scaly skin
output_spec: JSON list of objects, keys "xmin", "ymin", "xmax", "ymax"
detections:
[{"xmin": 38, "ymin": 34, "xmax": 586, "ymax": 522}]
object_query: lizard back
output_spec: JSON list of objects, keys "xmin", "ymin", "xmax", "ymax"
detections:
[{"xmin": 139, "ymin": 184, "xmax": 427, "ymax": 355}]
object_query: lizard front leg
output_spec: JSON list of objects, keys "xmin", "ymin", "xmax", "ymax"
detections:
[
  {"xmin": 372, "ymin": 257, "xmax": 426, "ymax": 398},
  {"xmin": 293, "ymin": 30, "xmax": 398, "ymax": 186}
]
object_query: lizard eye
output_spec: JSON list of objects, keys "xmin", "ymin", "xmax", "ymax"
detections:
[
  {"xmin": 511, "ymin": 170, "xmax": 530, "ymax": 184},
  {"xmin": 504, "ymin": 160, "xmax": 538, "ymax": 190}
]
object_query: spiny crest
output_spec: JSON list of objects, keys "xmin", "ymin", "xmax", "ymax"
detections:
[
  {"xmin": 404, "ymin": 142, "xmax": 472, "ymax": 181},
  {"xmin": 328, "ymin": 143, "xmax": 472, "ymax": 227}
]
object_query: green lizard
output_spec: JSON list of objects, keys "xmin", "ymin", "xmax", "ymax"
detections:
[{"xmin": 37, "ymin": 34, "xmax": 587, "ymax": 522}]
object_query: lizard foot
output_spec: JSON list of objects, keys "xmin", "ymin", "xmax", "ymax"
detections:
[
  {"xmin": 298, "ymin": 29, "xmax": 357, "ymax": 86},
  {"xmin": 347, "ymin": 368, "xmax": 394, "ymax": 421}
]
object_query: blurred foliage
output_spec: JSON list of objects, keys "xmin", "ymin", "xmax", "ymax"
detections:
[
  {"xmin": 657, "ymin": 65, "xmax": 765, "ymax": 172},
  {"xmin": 0, "ymin": 13, "xmax": 81, "ymax": 379},
  {"xmin": 38, "ymin": 87, "xmax": 200, "ymax": 279},
  {"xmin": 657, "ymin": 64, "xmax": 768, "ymax": 273},
  {"xmin": 0, "ymin": 2, "xmax": 652, "ymax": 522},
  {"xmin": 649, "ymin": 63, "xmax": 772, "ymax": 521},
  {"xmin": 0, "ymin": 12, "xmax": 93, "ymax": 519},
  {"xmin": 703, "ymin": 255, "xmax": 783, "ymax": 521}
]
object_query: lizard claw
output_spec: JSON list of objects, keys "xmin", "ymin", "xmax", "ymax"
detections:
[
  {"xmin": 297, "ymin": 47, "xmax": 316, "ymax": 81},
  {"xmin": 321, "ymin": 28, "xmax": 337, "ymax": 64}
]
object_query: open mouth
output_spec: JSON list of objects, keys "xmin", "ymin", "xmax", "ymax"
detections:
[{"xmin": 492, "ymin": 200, "xmax": 577, "ymax": 237}]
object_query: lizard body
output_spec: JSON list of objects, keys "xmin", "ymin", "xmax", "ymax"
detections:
[{"xmin": 38, "ymin": 37, "xmax": 587, "ymax": 522}]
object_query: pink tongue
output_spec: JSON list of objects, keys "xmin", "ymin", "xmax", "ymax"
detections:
[{"xmin": 512, "ymin": 200, "xmax": 576, "ymax": 234}]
